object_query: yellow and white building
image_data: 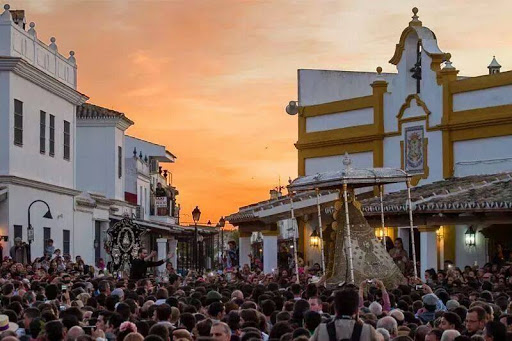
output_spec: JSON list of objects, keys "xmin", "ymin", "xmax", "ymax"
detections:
[{"xmin": 227, "ymin": 8, "xmax": 512, "ymax": 274}]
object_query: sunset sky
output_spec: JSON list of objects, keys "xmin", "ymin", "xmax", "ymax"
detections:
[{"xmin": 12, "ymin": 0, "xmax": 512, "ymax": 226}]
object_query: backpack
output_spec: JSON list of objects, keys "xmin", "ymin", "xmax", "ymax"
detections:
[{"xmin": 326, "ymin": 319, "xmax": 363, "ymax": 341}]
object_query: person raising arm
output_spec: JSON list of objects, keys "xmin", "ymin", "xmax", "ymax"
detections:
[{"xmin": 130, "ymin": 248, "xmax": 172, "ymax": 281}]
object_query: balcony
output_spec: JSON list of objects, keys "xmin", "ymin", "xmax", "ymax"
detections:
[{"xmin": 149, "ymin": 193, "xmax": 179, "ymax": 225}]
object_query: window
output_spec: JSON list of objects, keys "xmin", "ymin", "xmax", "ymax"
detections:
[
  {"xmin": 40, "ymin": 111, "xmax": 46, "ymax": 153},
  {"xmin": 63, "ymin": 120, "xmax": 70, "ymax": 160},
  {"xmin": 63, "ymin": 229, "xmax": 70, "ymax": 255},
  {"xmin": 44, "ymin": 227, "xmax": 51, "ymax": 243},
  {"xmin": 14, "ymin": 99, "xmax": 23, "ymax": 146},
  {"xmin": 118, "ymin": 146, "xmax": 122, "ymax": 178},
  {"xmin": 49, "ymin": 114, "xmax": 55, "ymax": 156},
  {"xmin": 14, "ymin": 225, "xmax": 22, "ymax": 240}
]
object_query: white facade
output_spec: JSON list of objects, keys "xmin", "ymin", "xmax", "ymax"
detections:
[
  {"xmin": 0, "ymin": 5, "xmax": 186, "ymax": 265},
  {"xmin": 294, "ymin": 8, "xmax": 512, "ymax": 271},
  {"xmin": 76, "ymin": 111, "xmax": 132, "ymax": 202},
  {"xmin": 0, "ymin": 5, "xmax": 88, "ymax": 259}
]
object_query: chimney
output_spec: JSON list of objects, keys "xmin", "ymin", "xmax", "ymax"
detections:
[
  {"xmin": 269, "ymin": 189, "xmax": 278, "ymax": 199},
  {"xmin": 10, "ymin": 10, "xmax": 25, "ymax": 29}
]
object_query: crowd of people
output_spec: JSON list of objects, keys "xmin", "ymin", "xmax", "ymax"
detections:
[{"xmin": 0, "ymin": 238, "xmax": 511, "ymax": 341}]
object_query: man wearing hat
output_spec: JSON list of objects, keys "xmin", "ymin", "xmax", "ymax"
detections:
[
  {"xmin": 9, "ymin": 237, "xmax": 28, "ymax": 264},
  {"xmin": 417, "ymin": 294, "xmax": 441, "ymax": 323}
]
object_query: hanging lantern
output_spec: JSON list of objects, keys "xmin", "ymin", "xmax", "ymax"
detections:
[
  {"xmin": 465, "ymin": 226, "xmax": 476, "ymax": 247},
  {"xmin": 310, "ymin": 228, "xmax": 320, "ymax": 248}
]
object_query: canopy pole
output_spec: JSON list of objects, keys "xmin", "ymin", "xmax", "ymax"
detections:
[
  {"xmin": 406, "ymin": 179, "xmax": 418, "ymax": 278},
  {"xmin": 289, "ymin": 194, "xmax": 300, "ymax": 283},
  {"xmin": 342, "ymin": 182, "xmax": 355, "ymax": 283},
  {"xmin": 315, "ymin": 188, "xmax": 326, "ymax": 275},
  {"xmin": 379, "ymin": 184, "xmax": 386, "ymax": 246}
]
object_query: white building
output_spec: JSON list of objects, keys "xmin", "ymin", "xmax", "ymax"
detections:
[
  {"xmin": 0, "ymin": 5, "xmax": 217, "ymax": 268},
  {"xmin": 228, "ymin": 8, "xmax": 512, "ymax": 275},
  {"xmin": 0, "ymin": 5, "xmax": 88, "ymax": 259}
]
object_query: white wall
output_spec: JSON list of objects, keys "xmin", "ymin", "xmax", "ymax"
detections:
[
  {"xmin": 306, "ymin": 107, "xmax": 373, "ymax": 133},
  {"xmin": 7, "ymin": 73, "xmax": 76, "ymax": 188},
  {"xmin": 0, "ymin": 72, "xmax": 10, "ymax": 175},
  {"xmin": 454, "ymin": 225, "xmax": 488, "ymax": 268},
  {"xmin": 453, "ymin": 85, "xmax": 512, "ymax": 112},
  {"xmin": 305, "ymin": 151, "xmax": 373, "ymax": 176},
  {"xmin": 114, "ymin": 128, "xmax": 125, "ymax": 201},
  {"xmin": 298, "ymin": 70, "xmax": 395, "ymax": 106},
  {"xmin": 125, "ymin": 136, "xmax": 167, "ymax": 159},
  {"xmin": 454, "ymin": 136, "xmax": 512, "ymax": 176},
  {"xmin": 7, "ymin": 184, "xmax": 74, "ymax": 259},
  {"xmin": 73, "ymin": 210, "xmax": 95, "ymax": 264},
  {"xmin": 76, "ymin": 125, "xmax": 118, "ymax": 199}
]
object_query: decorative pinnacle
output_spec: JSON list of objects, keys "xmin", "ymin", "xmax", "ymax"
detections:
[
  {"xmin": 412, "ymin": 7, "xmax": 418, "ymax": 19},
  {"xmin": 443, "ymin": 52, "xmax": 455, "ymax": 70},
  {"xmin": 410, "ymin": 7, "xmax": 421, "ymax": 26},
  {"xmin": 4, "ymin": 4, "xmax": 9, "ymax": 10},
  {"xmin": 374, "ymin": 66, "xmax": 385, "ymax": 82},
  {"xmin": 28, "ymin": 22, "xmax": 36, "ymax": 37},
  {"xmin": 49, "ymin": 37, "xmax": 58, "ymax": 52}
]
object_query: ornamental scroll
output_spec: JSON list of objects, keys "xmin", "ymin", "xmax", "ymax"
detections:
[{"xmin": 105, "ymin": 218, "xmax": 148, "ymax": 276}]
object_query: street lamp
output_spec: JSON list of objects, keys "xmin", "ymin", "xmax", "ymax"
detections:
[
  {"xmin": 218, "ymin": 216, "xmax": 225, "ymax": 270},
  {"xmin": 27, "ymin": 200, "xmax": 53, "ymax": 263},
  {"xmin": 192, "ymin": 206, "xmax": 201, "ymax": 271}
]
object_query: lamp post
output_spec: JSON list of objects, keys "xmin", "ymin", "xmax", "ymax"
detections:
[
  {"xmin": 218, "ymin": 216, "xmax": 225, "ymax": 270},
  {"xmin": 27, "ymin": 200, "xmax": 53, "ymax": 263},
  {"xmin": 192, "ymin": 206, "xmax": 201, "ymax": 271}
]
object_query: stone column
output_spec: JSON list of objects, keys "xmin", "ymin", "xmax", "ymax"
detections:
[
  {"xmin": 398, "ymin": 227, "xmax": 410, "ymax": 258},
  {"xmin": 168, "ymin": 236, "xmax": 178, "ymax": 270},
  {"xmin": 157, "ymin": 238, "xmax": 168, "ymax": 274},
  {"xmin": 239, "ymin": 233, "xmax": 251, "ymax": 268},
  {"xmin": 262, "ymin": 231, "xmax": 278, "ymax": 274},
  {"xmin": 418, "ymin": 226, "xmax": 438, "ymax": 273}
]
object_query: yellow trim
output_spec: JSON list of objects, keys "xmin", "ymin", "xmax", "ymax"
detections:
[
  {"xmin": 449, "ymin": 105, "xmax": 512, "ymax": 127},
  {"xmin": 400, "ymin": 138, "xmax": 429, "ymax": 186},
  {"xmin": 302, "ymin": 95, "xmax": 374, "ymax": 118},
  {"xmin": 298, "ymin": 141, "xmax": 376, "ymax": 176},
  {"xmin": 443, "ymin": 225, "xmax": 455, "ymax": 264},
  {"xmin": 297, "ymin": 81, "xmax": 387, "ymax": 176},
  {"xmin": 440, "ymin": 66, "xmax": 459, "ymax": 178},
  {"xmin": 441, "ymin": 70, "xmax": 512, "ymax": 178},
  {"xmin": 450, "ymin": 122, "xmax": 512, "ymax": 142},
  {"xmin": 386, "ymin": 94, "xmax": 435, "ymax": 137},
  {"xmin": 450, "ymin": 70, "xmax": 512, "ymax": 94}
]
